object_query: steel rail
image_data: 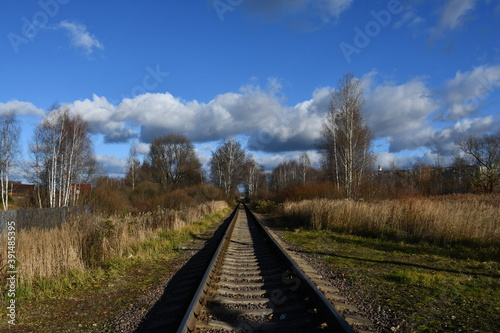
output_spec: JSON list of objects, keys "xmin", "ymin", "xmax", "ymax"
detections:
[
  {"xmin": 176, "ymin": 204, "xmax": 240, "ymax": 333},
  {"xmin": 176, "ymin": 203, "xmax": 355, "ymax": 332},
  {"xmin": 243, "ymin": 204, "xmax": 355, "ymax": 332}
]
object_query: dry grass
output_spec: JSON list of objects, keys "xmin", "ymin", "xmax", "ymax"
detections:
[
  {"xmin": 0, "ymin": 201, "xmax": 228, "ymax": 285},
  {"xmin": 282, "ymin": 194, "xmax": 499, "ymax": 247}
]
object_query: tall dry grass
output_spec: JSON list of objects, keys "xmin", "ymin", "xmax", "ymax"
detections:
[
  {"xmin": 0, "ymin": 201, "xmax": 227, "ymax": 285},
  {"xmin": 282, "ymin": 194, "xmax": 499, "ymax": 247}
]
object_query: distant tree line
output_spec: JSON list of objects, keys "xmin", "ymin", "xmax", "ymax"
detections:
[{"xmin": 1, "ymin": 73, "xmax": 498, "ymax": 211}]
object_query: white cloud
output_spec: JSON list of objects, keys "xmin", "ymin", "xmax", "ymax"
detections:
[
  {"xmin": 321, "ymin": 0, "xmax": 354, "ymax": 20},
  {"xmin": 52, "ymin": 67, "xmax": 497, "ymax": 167},
  {"xmin": 433, "ymin": 116, "xmax": 495, "ymax": 153},
  {"xmin": 112, "ymin": 81, "xmax": 329, "ymax": 153},
  {"xmin": 70, "ymin": 94, "xmax": 137, "ymax": 142},
  {"xmin": 59, "ymin": 20, "xmax": 104, "ymax": 55},
  {"xmin": 135, "ymin": 142, "xmax": 151, "ymax": 155},
  {"xmin": 440, "ymin": 65, "xmax": 500, "ymax": 120},
  {"xmin": 439, "ymin": 0, "xmax": 476, "ymax": 31},
  {"xmin": 95, "ymin": 155, "xmax": 127, "ymax": 176},
  {"xmin": 242, "ymin": 0, "xmax": 352, "ymax": 24},
  {"xmin": 365, "ymin": 77, "xmax": 439, "ymax": 152},
  {"xmin": 375, "ymin": 152, "xmax": 418, "ymax": 170},
  {"xmin": 0, "ymin": 100, "xmax": 44, "ymax": 116},
  {"xmin": 364, "ymin": 69, "xmax": 499, "ymax": 154}
]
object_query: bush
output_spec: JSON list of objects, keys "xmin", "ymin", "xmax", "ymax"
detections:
[
  {"xmin": 254, "ymin": 200, "xmax": 279, "ymax": 214},
  {"xmin": 184, "ymin": 183, "xmax": 225, "ymax": 203},
  {"xmin": 92, "ymin": 179, "xmax": 130, "ymax": 215},
  {"xmin": 157, "ymin": 189, "xmax": 195, "ymax": 210}
]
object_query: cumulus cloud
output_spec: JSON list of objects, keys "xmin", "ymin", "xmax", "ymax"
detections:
[
  {"xmin": 432, "ymin": 116, "xmax": 495, "ymax": 154},
  {"xmin": 0, "ymin": 100, "xmax": 44, "ymax": 116},
  {"xmin": 253, "ymin": 149, "xmax": 321, "ymax": 171},
  {"xmin": 365, "ymin": 77, "xmax": 439, "ymax": 152},
  {"xmin": 95, "ymin": 155, "xmax": 127, "ymax": 176},
  {"xmin": 59, "ymin": 20, "xmax": 104, "ymax": 55},
  {"xmin": 364, "ymin": 69, "xmax": 498, "ymax": 156},
  {"xmin": 247, "ymin": 86, "xmax": 330, "ymax": 152},
  {"xmin": 70, "ymin": 95, "xmax": 138, "ymax": 143},
  {"xmin": 62, "ymin": 79, "xmax": 330, "ymax": 153},
  {"xmin": 376, "ymin": 152, "xmax": 417, "ymax": 170},
  {"xmin": 55, "ymin": 67, "xmax": 497, "ymax": 166},
  {"xmin": 440, "ymin": 65, "xmax": 500, "ymax": 120}
]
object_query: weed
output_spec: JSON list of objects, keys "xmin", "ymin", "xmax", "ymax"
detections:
[
  {"xmin": 0, "ymin": 201, "xmax": 228, "ymax": 300},
  {"xmin": 282, "ymin": 195, "xmax": 499, "ymax": 250}
]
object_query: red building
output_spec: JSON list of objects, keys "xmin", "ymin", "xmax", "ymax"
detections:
[{"xmin": 71, "ymin": 184, "xmax": 92, "ymax": 195}]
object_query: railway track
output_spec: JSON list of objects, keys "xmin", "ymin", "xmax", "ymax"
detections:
[{"xmin": 175, "ymin": 204, "xmax": 356, "ymax": 332}]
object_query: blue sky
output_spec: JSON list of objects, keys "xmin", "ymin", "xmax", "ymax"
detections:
[{"xmin": 1, "ymin": 0, "xmax": 499, "ymax": 178}]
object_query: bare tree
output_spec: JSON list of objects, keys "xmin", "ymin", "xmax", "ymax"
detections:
[
  {"xmin": 125, "ymin": 141, "xmax": 141, "ymax": 191},
  {"xmin": 30, "ymin": 106, "xmax": 97, "ymax": 207},
  {"xmin": 243, "ymin": 156, "xmax": 265, "ymax": 198},
  {"xmin": 456, "ymin": 133, "xmax": 500, "ymax": 192},
  {"xmin": 209, "ymin": 138, "xmax": 246, "ymax": 197},
  {"xmin": 146, "ymin": 134, "xmax": 202, "ymax": 188},
  {"xmin": 0, "ymin": 112, "xmax": 20, "ymax": 210},
  {"xmin": 299, "ymin": 152, "xmax": 312, "ymax": 185},
  {"xmin": 320, "ymin": 73, "xmax": 374, "ymax": 198},
  {"xmin": 269, "ymin": 160, "xmax": 301, "ymax": 192}
]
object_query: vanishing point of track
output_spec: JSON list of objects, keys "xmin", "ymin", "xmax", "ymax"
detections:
[{"xmin": 175, "ymin": 204, "xmax": 356, "ymax": 332}]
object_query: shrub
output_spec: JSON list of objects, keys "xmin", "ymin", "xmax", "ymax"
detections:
[
  {"xmin": 157, "ymin": 189, "xmax": 195, "ymax": 210},
  {"xmin": 92, "ymin": 186, "xmax": 130, "ymax": 215},
  {"xmin": 254, "ymin": 200, "xmax": 279, "ymax": 214},
  {"xmin": 184, "ymin": 183, "xmax": 225, "ymax": 203}
]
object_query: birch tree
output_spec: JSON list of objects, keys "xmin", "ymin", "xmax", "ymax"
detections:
[
  {"xmin": 299, "ymin": 152, "xmax": 312, "ymax": 185},
  {"xmin": 269, "ymin": 160, "xmax": 301, "ymax": 192},
  {"xmin": 209, "ymin": 138, "xmax": 246, "ymax": 197},
  {"xmin": 0, "ymin": 112, "xmax": 20, "ymax": 210},
  {"xmin": 31, "ymin": 106, "xmax": 96, "ymax": 207},
  {"xmin": 125, "ymin": 141, "xmax": 141, "ymax": 191},
  {"xmin": 320, "ymin": 73, "xmax": 373, "ymax": 198},
  {"xmin": 243, "ymin": 156, "xmax": 264, "ymax": 198}
]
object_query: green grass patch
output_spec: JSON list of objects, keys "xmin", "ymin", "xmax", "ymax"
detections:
[{"xmin": 278, "ymin": 227, "xmax": 499, "ymax": 332}]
